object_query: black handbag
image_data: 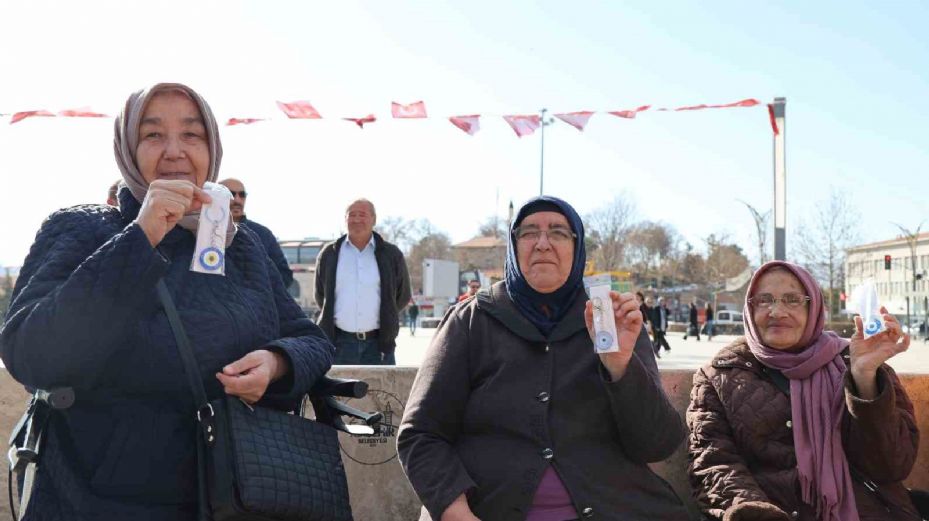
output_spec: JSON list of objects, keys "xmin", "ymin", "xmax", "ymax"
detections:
[{"xmin": 157, "ymin": 280, "xmax": 353, "ymax": 521}]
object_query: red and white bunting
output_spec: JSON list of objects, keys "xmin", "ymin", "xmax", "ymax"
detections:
[
  {"xmin": 674, "ymin": 98, "xmax": 760, "ymax": 111},
  {"xmin": 449, "ymin": 115, "xmax": 480, "ymax": 135},
  {"xmin": 391, "ymin": 101, "xmax": 427, "ymax": 119},
  {"xmin": 608, "ymin": 105, "xmax": 651, "ymax": 119},
  {"xmin": 344, "ymin": 114, "xmax": 377, "ymax": 128},
  {"xmin": 227, "ymin": 118, "xmax": 265, "ymax": 126},
  {"xmin": 3, "ymin": 97, "xmax": 776, "ymax": 134},
  {"xmin": 503, "ymin": 114, "xmax": 541, "ymax": 138},
  {"xmin": 58, "ymin": 107, "xmax": 108, "ymax": 118},
  {"xmin": 276, "ymin": 100, "xmax": 322, "ymax": 119},
  {"xmin": 10, "ymin": 110, "xmax": 55, "ymax": 124},
  {"xmin": 554, "ymin": 111, "xmax": 594, "ymax": 131}
]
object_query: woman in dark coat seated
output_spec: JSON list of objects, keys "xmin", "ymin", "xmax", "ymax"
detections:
[
  {"xmin": 0, "ymin": 83, "xmax": 334, "ymax": 520},
  {"xmin": 398, "ymin": 196, "xmax": 689, "ymax": 521},
  {"xmin": 687, "ymin": 261, "xmax": 919, "ymax": 521}
]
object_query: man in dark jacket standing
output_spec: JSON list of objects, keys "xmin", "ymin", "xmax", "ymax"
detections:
[
  {"xmin": 219, "ymin": 178, "xmax": 293, "ymax": 289},
  {"xmin": 315, "ymin": 198, "xmax": 411, "ymax": 365},
  {"xmin": 683, "ymin": 297, "xmax": 700, "ymax": 341}
]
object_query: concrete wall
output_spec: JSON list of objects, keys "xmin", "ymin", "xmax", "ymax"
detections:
[{"xmin": 0, "ymin": 368, "xmax": 927, "ymax": 520}]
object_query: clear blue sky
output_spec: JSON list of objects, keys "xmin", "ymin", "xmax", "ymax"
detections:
[{"xmin": 1, "ymin": 0, "xmax": 926, "ymax": 267}]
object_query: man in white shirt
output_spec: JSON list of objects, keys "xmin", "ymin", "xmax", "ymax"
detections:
[{"xmin": 314, "ymin": 199, "xmax": 412, "ymax": 365}]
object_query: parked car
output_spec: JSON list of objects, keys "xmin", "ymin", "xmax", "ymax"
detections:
[{"xmin": 713, "ymin": 309, "xmax": 745, "ymax": 335}]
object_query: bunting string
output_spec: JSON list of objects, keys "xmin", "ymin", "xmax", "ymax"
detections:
[{"xmin": 2, "ymin": 97, "xmax": 771, "ymax": 135}]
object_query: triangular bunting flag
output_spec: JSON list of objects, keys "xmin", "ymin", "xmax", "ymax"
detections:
[
  {"xmin": 502, "ymin": 115, "xmax": 541, "ymax": 137},
  {"xmin": 276, "ymin": 100, "xmax": 322, "ymax": 119},
  {"xmin": 391, "ymin": 101, "xmax": 427, "ymax": 118},
  {"xmin": 449, "ymin": 115, "xmax": 480, "ymax": 135},
  {"xmin": 554, "ymin": 111, "xmax": 594, "ymax": 131}
]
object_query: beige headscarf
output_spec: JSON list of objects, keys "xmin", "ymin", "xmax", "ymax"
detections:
[{"xmin": 113, "ymin": 82, "xmax": 236, "ymax": 245}]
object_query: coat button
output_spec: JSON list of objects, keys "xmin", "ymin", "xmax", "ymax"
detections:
[
  {"xmin": 786, "ymin": 420, "xmax": 792, "ymax": 429},
  {"xmin": 790, "ymin": 512, "xmax": 798, "ymax": 519},
  {"xmin": 745, "ymin": 361, "xmax": 753, "ymax": 367},
  {"xmin": 541, "ymin": 448, "xmax": 554, "ymax": 460},
  {"xmin": 537, "ymin": 392, "xmax": 550, "ymax": 403},
  {"xmin": 582, "ymin": 506, "xmax": 594, "ymax": 517},
  {"xmin": 544, "ymin": 345, "xmax": 550, "ymax": 352}
]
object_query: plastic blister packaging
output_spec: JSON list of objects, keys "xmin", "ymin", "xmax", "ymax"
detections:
[
  {"xmin": 190, "ymin": 182, "xmax": 233, "ymax": 276},
  {"xmin": 850, "ymin": 280, "xmax": 886, "ymax": 339},
  {"xmin": 583, "ymin": 275, "xmax": 619, "ymax": 353}
]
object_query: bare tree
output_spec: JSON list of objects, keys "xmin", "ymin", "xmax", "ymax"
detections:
[
  {"xmin": 585, "ymin": 194, "xmax": 637, "ymax": 272},
  {"xmin": 626, "ymin": 222, "xmax": 677, "ymax": 288},
  {"xmin": 794, "ymin": 188, "xmax": 860, "ymax": 319},
  {"xmin": 405, "ymin": 222, "xmax": 453, "ymax": 293},
  {"xmin": 478, "ymin": 215, "xmax": 507, "ymax": 238},
  {"xmin": 0, "ymin": 268, "xmax": 13, "ymax": 316},
  {"xmin": 704, "ymin": 233, "xmax": 750, "ymax": 287},
  {"xmin": 739, "ymin": 200, "xmax": 771, "ymax": 266},
  {"xmin": 375, "ymin": 216, "xmax": 415, "ymax": 252}
]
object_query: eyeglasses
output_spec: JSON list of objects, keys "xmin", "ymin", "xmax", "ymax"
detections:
[
  {"xmin": 514, "ymin": 226, "xmax": 576, "ymax": 244},
  {"xmin": 229, "ymin": 191, "xmax": 247, "ymax": 199},
  {"xmin": 748, "ymin": 292, "xmax": 811, "ymax": 310}
]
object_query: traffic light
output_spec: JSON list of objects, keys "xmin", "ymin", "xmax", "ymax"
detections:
[{"xmin": 884, "ymin": 255, "xmax": 892, "ymax": 270}]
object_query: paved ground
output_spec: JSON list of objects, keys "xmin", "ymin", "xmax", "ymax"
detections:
[{"xmin": 393, "ymin": 326, "xmax": 929, "ymax": 374}]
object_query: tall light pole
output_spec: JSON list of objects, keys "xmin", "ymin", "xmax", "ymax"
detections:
[
  {"xmin": 539, "ymin": 108, "xmax": 554, "ymax": 195},
  {"xmin": 893, "ymin": 221, "xmax": 924, "ymax": 332},
  {"xmin": 772, "ymin": 97, "xmax": 787, "ymax": 260}
]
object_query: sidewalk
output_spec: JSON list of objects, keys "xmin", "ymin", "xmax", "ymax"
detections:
[{"xmin": 394, "ymin": 328, "xmax": 929, "ymax": 374}]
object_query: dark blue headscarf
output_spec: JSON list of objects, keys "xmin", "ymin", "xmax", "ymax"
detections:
[{"xmin": 505, "ymin": 196, "xmax": 586, "ymax": 336}]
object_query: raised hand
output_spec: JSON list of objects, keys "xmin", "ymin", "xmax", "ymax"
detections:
[
  {"xmin": 850, "ymin": 306, "xmax": 910, "ymax": 399},
  {"xmin": 135, "ymin": 179, "xmax": 212, "ymax": 247},
  {"xmin": 585, "ymin": 291, "xmax": 643, "ymax": 381}
]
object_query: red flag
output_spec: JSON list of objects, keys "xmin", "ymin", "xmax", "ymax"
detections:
[
  {"xmin": 226, "ymin": 118, "xmax": 265, "ymax": 126},
  {"xmin": 391, "ymin": 101, "xmax": 427, "ymax": 119},
  {"xmin": 449, "ymin": 115, "xmax": 480, "ymax": 135},
  {"xmin": 767, "ymin": 104, "xmax": 779, "ymax": 135},
  {"xmin": 554, "ymin": 111, "xmax": 594, "ymax": 131},
  {"xmin": 674, "ymin": 98, "xmax": 760, "ymax": 111},
  {"xmin": 276, "ymin": 100, "xmax": 322, "ymax": 119},
  {"xmin": 58, "ymin": 107, "xmax": 108, "ymax": 118},
  {"xmin": 502, "ymin": 115, "xmax": 541, "ymax": 137},
  {"xmin": 10, "ymin": 110, "xmax": 55, "ymax": 124},
  {"xmin": 343, "ymin": 114, "xmax": 376, "ymax": 128},
  {"xmin": 608, "ymin": 105, "xmax": 651, "ymax": 119}
]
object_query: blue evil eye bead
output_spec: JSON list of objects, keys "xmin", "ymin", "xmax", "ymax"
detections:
[
  {"xmin": 596, "ymin": 331, "xmax": 614, "ymax": 350},
  {"xmin": 199, "ymin": 247, "xmax": 224, "ymax": 271},
  {"xmin": 864, "ymin": 317, "xmax": 882, "ymax": 335}
]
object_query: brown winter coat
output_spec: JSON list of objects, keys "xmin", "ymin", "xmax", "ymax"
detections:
[
  {"xmin": 398, "ymin": 282, "xmax": 690, "ymax": 521},
  {"xmin": 687, "ymin": 339, "xmax": 920, "ymax": 520}
]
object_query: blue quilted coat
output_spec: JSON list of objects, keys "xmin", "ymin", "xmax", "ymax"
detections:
[{"xmin": 0, "ymin": 188, "xmax": 334, "ymax": 520}]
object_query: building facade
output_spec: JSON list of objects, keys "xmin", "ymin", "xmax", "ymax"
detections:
[{"xmin": 845, "ymin": 232, "xmax": 929, "ymax": 324}]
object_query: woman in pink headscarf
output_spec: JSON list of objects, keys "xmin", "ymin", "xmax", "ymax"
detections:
[{"xmin": 686, "ymin": 261, "xmax": 919, "ymax": 521}]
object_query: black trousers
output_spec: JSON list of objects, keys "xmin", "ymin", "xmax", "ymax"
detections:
[{"xmin": 652, "ymin": 330, "xmax": 671, "ymax": 352}]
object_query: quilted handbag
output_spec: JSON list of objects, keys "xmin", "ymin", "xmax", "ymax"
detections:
[{"xmin": 157, "ymin": 280, "xmax": 353, "ymax": 521}]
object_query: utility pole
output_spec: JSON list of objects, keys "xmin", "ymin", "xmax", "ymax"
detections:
[
  {"xmin": 772, "ymin": 97, "xmax": 787, "ymax": 260},
  {"xmin": 538, "ymin": 108, "xmax": 554, "ymax": 196},
  {"xmin": 893, "ymin": 222, "xmax": 923, "ymax": 332}
]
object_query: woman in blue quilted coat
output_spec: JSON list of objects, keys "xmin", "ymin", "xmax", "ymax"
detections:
[{"xmin": 0, "ymin": 83, "xmax": 335, "ymax": 520}]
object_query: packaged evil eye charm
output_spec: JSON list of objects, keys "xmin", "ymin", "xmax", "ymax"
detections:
[
  {"xmin": 850, "ymin": 280, "xmax": 886, "ymax": 339},
  {"xmin": 584, "ymin": 275, "xmax": 619, "ymax": 353},
  {"xmin": 191, "ymin": 183, "xmax": 232, "ymax": 276}
]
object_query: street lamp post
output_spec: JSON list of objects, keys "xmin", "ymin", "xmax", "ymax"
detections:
[
  {"xmin": 893, "ymin": 222, "xmax": 923, "ymax": 332},
  {"xmin": 772, "ymin": 97, "xmax": 787, "ymax": 261},
  {"xmin": 539, "ymin": 108, "xmax": 554, "ymax": 196}
]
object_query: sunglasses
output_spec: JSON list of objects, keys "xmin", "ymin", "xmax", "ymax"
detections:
[{"xmin": 228, "ymin": 191, "xmax": 248, "ymax": 199}]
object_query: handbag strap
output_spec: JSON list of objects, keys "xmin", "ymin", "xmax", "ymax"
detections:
[{"xmin": 156, "ymin": 279, "xmax": 216, "ymax": 445}]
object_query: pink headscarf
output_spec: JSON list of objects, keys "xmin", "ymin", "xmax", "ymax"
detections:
[{"xmin": 743, "ymin": 261, "xmax": 858, "ymax": 521}]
